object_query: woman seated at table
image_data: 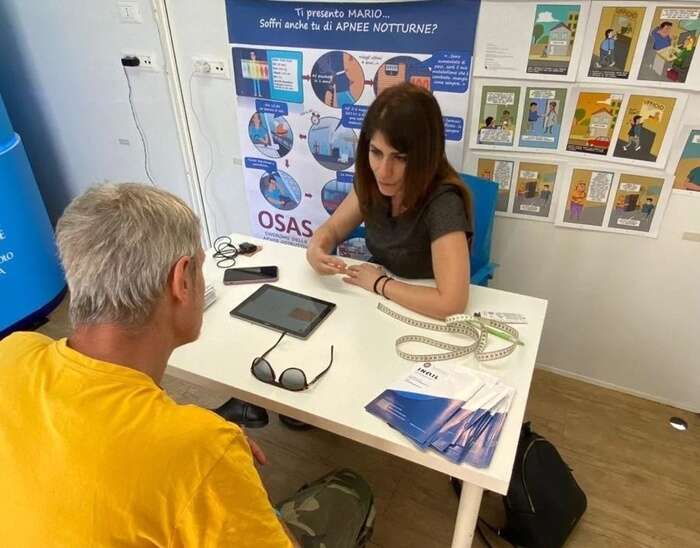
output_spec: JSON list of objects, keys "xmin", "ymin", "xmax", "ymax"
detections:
[{"xmin": 307, "ymin": 83, "xmax": 473, "ymax": 320}]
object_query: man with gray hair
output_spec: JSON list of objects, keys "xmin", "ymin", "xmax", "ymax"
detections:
[{"xmin": 0, "ymin": 183, "xmax": 374, "ymax": 547}]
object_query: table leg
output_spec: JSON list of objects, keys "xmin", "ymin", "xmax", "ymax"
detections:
[{"xmin": 451, "ymin": 482, "xmax": 484, "ymax": 548}]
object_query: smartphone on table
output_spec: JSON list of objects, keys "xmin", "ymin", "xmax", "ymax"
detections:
[{"xmin": 223, "ymin": 266, "xmax": 279, "ymax": 285}]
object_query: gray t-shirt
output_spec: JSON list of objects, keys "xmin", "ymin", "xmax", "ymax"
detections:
[{"xmin": 364, "ymin": 183, "xmax": 473, "ymax": 279}]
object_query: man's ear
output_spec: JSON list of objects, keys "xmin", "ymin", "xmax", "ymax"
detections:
[{"xmin": 170, "ymin": 256, "xmax": 193, "ymax": 303}]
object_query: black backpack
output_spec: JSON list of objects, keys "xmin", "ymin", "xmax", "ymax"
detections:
[{"xmin": 485, "ymin": 422, "xmax": 587, "ymax": 548}]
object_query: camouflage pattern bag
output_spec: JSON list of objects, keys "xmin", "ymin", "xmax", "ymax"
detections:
[{"xmin": 276, "ymin": 468, "xmax": 375, "ymax": 548}]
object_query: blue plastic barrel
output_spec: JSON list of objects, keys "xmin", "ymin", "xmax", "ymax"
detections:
[
  {"xmin": 0, "ymin": 93, "xmax": 66, "ymax": 337},
  {"xmin": 0, "ymin": 97, "xmax": 12, "ymax": 144}
]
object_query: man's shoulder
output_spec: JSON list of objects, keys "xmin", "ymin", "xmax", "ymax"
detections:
[
  {"xmin": 155, "ymin": 398, "xmax": 243, "ymax": 447},
  {"xmin": 0, "ymin": 331, "xmax": 54, "ymax": 357},
  {"xmin": 132, "ymin": 398, "xmax": 248, "ymax": 476}
]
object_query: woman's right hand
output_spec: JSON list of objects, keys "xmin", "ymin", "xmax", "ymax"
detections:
[{"xmin": 307, "ymin": 245, "xmax": 347, "ymax": 275}]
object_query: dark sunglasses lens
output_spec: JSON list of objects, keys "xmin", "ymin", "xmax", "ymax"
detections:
[
  {"xmin": 252, "ymin": 358, "xmax": 275, "ymax": 382},
  {"xmin": 279, "ymin": 368, "xmax": 307, "ymax": 391}
]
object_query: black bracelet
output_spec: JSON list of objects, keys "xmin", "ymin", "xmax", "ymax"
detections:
[
  {"xmin": 373, "ymin": 275, "xmax": 388, "ymax": 294},
  {"xmin": 381, "ymin": 277, "xmax": 393, "ymax": 300}
]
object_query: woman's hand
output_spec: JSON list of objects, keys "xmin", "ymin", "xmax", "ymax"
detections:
[
  {"xmin": 343, "ymin": 263, "xmax": 385, "ymax": 293},
  {"xmin": 306, "ymin": 245, "xmax": 347, "ymax": 275}
]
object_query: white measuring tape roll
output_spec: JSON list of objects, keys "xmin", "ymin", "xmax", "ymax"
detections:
[{"xmin": 377, "ymin": 302, "xmax": 523, "ymax": 362}]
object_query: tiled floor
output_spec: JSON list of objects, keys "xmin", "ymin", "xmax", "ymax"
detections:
[{"xmin": 38, "ymin": 298, "xmax": 700, "ymax": 547}]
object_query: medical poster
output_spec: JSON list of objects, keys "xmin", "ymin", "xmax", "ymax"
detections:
[
  {"xmin": 518, "ymin": 86, "xmax": 569, "ymax": 150},
  {"xmin": 612, "ymin": 94, "xmax": 676, "ymax": 163},
  {"xmin": 555, "ymin": 164, "xmax": 672, "ymax": 237},
  {"xmin": 672, "ymin": 128, "xmax": 700, "ymax": 192},
  {"xmin": 225, "ymin": 0, "xmax": 480, "ymax": 248},
  {"xmin": 564, "ymin": 90, "xmax": 624, "ymax": 155},
  {"xmin": 637, "ymin": 6, "xmax": 700, "ymax": 87},
  {"xmin": 474, "ymin": 85, "xmax": 521, "ymax": 147},
  {"xmin": 512, "ymin": 162, "xmax": 559, "ymax": 219},
  {"xmin": 608, "ymin": 173, "xmax": 664, "ymax": 232},
  {"xmin": 585, "ymin": 5, "xmax": 647, "ymax": 80},
  {"xmin": 476, "ymin": 157, "xmax": 515, "ymax": 212},
  {"xmin": 473, "ymin": 1, "xmax": 590, "ymax": 82}
]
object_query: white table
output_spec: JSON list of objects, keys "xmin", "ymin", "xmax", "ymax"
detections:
[{"xmin": 169, "ymin": 235, "xmax": 548, "ymax": 547}]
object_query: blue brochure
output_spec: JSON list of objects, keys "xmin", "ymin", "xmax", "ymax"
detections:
[
  {"xmin": 432, "ymin": 387, "xmax": 514, "ymax": 467},
  {"xmin": 365, "ymin": 363, "xmax": 483, "ymax": 447}
]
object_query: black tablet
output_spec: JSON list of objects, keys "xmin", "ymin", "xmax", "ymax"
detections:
[{"xmin": 229, "ymin": 284, "xmax": 336, "ymax": 339}]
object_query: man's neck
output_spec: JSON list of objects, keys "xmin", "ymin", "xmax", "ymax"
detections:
[{"xmin": 68, "ymin": 322, "xmax": 175, "ymax": 383}]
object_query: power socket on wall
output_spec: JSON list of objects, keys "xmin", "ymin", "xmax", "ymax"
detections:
[
  {"xmin": 193, "ymin": 58, "xmax": 228, "ymax": 78},
  {"xmin": 121, "ymin": 53, "xmax": 158, "ymax": 71},
  {"xmin": 118, "ymin": 1, "xmax": 142, "ymax": 23}
]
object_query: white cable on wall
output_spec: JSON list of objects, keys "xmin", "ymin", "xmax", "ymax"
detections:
[
  {"xmin": 188, "ymin": 69, "xmax": 220, "ymax": 235},
  {"xmin": 150, "ymin": 0, "xmax": 213, "ymax": 247},
  {"xmin": 122, "ymin": 65, "xmax": 158, "ymax": 187}
]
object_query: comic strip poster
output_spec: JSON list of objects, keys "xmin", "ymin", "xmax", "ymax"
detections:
[
  {"xmin": 225, "ymin": 0, "xmax": 480, "ymax": 248},
  {"xmin": 470, "ymin": 153, "xmax": 565, "ymax": 222},
  {"xmin": 527, "ymin": 4, "xmax": 583, "ymax": 75},
  {"xmin": 475, "ymin": 85, "xmax": 521, "ymax": 146},
  {"xmin": 473, "ymin": 1, "xmax": 589, "ymax": 82},
  {"xmin": 637, "ymin": 6, "xmax": 700, "ymax": 85},
  {"xmin": 518, "ymin": 86, "xmax": 568, "ymax": 150},
  {"xmin": 612, "ymin": 94, "xmax": 676, "ymax": 162},
  {"xmin": 608, "ymin": 173, "xmax": 664, "ymax": 232},
  {"xmin": 560, "ymin": 168, "xmax": 614, "ymax": 226},
  {"xmin": 555, "ymin": 164, "xmax": 672, "ymax": 236},
  {"xmin": 565, "ymin": 91, "xmax": 624, "ymax": 155},
  {"xmin": 476, "ymin": 157, "xmax": 515, "ymax": 212},
  {"xmin": 512, "ymin": 162, "xmax": 559, "ymax": 219},
  {"xmin": 586, "ymin": 5, "xmax": 646, "ymax": 79},
  {"xmin": 672, "ymin": 128, "xmax": 700, "ymax": 192}
]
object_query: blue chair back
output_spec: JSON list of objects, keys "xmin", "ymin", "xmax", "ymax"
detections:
[{"xmin": 460, "ymin": 174, "xmax": 498, "ymax": 286}]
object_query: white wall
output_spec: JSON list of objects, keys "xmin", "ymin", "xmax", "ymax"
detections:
[
  {"xmin": 0, "ymin": 0, "xmax": 196, "ymax": 223},
  {"xmin": 490, "ymin": 192, "xmax": 700, "ymax": 411},
  {"xmin": 165, "ymin": 0, "xmax": 249, "ymax": 238},
  {"xmin": 2, "ymin": 0, "xmax": 697, "ymax": 411}
]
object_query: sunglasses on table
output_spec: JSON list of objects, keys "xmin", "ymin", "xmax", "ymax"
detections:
[{"xmin": 250, "ymin": 331, "xmax": 334, "ymax": 392}]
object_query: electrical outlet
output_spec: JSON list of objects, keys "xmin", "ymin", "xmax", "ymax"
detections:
[
  {"xmin": 122, "ymin": 52, "xmax": 158, "ymax": 71},
  {"xmin": 139, "ymin": 54, "xmax": 155, "ymax": 69},
  {"xmin": 118, "ymin": 1, "xmax": 142, "ymax": 23},
  {"xmin": 193, "ymin": 57, "xmax": 228, "ymax": 78}
]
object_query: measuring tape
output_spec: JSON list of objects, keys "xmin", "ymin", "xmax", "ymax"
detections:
[{"xmin": 377, "ymin": 302, "xmax": 523, "ymax": 362}]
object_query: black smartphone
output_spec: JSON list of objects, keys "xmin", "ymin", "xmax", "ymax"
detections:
[{"xmin": 223, "ymin": 266, "xmax": 279, "ymax": 285}]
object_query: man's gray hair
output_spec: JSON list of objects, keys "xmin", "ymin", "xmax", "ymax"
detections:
[{"xmin": 56, "ymin": 183, "xmax": 201, "ymax": 327}]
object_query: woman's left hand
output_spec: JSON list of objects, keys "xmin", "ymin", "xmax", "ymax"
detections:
[{"xmin": 343, "ymin": 263, "xmax": 385, "ymax": 293}]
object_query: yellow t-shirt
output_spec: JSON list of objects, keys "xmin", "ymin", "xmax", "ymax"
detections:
[{"xmin": 0, "ymin": 332, "xmax": 291, "ymax": 547}]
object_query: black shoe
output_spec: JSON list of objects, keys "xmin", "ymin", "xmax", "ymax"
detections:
[
  {"xmin": 212, "ymin": 398, "xmax": 269, "ymax": 428},
  {"xmin": 279, "ymin": 414, "xmax": 314, "ymax": 430}
]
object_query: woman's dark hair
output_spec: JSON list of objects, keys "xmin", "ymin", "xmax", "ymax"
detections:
[{"xmin": 354, "ymin": 83, "xmax": 472, "ymax": 218}]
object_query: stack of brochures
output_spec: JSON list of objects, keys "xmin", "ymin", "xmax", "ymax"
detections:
[
  {"xmin": 365, "ymin": 363, "xmax": 514, "ymax": 468},
  {"xmin": 204, "ymin": 283, "xmax": 217, "ymax": 310}
]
